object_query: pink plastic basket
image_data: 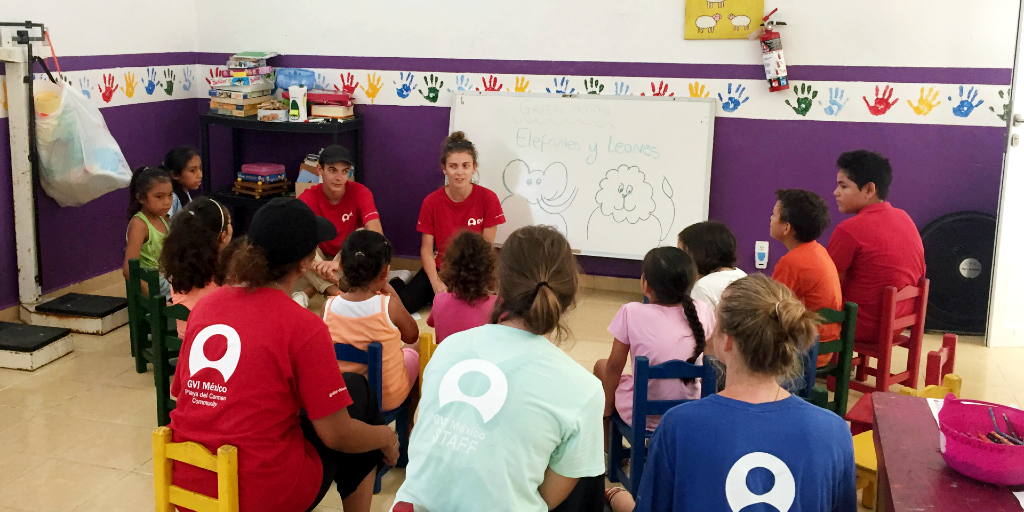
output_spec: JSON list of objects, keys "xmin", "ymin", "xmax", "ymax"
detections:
[
  {"xmin": 938, "ymin": 394, "xmax": 1024, "ymax": 486},
  {"xmin": 240, "ymin": 163, "xmax": 286, "ymax": 176}
]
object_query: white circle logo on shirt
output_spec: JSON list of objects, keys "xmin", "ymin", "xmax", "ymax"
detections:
[
  {"xmin": 438, "ymin": 359, "xmax": 508, "ymax": 423},
  {"xmin": 342, "ymin": 212, "xmax": 353, "ymax": 222},
  {"xmin": 467, "ymin": 218, "xmax": 483, "ymax": 227},
  {"xmin": 188, "ymin": 324, "xmax": 242, "ymax": 383},
  {"xmin": 725, "ymin": 452, "xmax": 796, "ymax": 512}
]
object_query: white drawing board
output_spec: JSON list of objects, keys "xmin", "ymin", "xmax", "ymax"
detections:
[{"xmin": 449, "ymin": 92, "xmax": 715, "ymax": 260}]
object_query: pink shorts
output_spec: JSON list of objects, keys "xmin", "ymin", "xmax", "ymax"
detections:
[{"xmin": 403, "ymin": 347, "xmax": 419, "ymax": 387}]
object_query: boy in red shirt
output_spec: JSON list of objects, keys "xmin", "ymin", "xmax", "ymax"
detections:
[
  {"xmin": 770, "ymin": 188, "xmax": 843, "ymax": 366},
  {"xmin": 295, "ymin": 145, "xmax": 382, "ymax": 304},
  {"xmin": 827, "ymin": 150, "xmax": 925, "ymax": 344}
]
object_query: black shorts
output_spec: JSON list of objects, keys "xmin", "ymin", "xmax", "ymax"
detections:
[{"xmin": 303, "ymin": 372, "xmax": 384, "ymax": 510}]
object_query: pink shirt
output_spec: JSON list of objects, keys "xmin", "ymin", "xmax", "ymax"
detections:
[
  {"xmin": 608, "ymin": 301, "xmax": 716, "ymax": 429},
  {"xmin": 427, "ymin": 292, "xmax": 497, "ymax": 343}
]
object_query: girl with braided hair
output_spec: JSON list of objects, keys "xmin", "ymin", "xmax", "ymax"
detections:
[{"xmin": 594, "ymin": 246, "xmax": 715, "ymax": 430}]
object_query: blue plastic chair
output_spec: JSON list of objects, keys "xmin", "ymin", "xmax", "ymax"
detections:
[
  {"xmin": 334, "ymin": 342, "xmax": 412, "ymax": 494},
  {"xmin": 607, "ymin": 356, "xmax": 717, "ymax": 495}
]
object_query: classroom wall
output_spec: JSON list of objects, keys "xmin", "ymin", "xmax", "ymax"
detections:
[{"xmin": 194, "ymin": 0, "xmax": 1017, "ymax": 276}]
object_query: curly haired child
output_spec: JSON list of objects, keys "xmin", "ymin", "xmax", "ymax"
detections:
[{"xmin": 426, "ymin": 230, "xmax": 498, "ymax": 343}]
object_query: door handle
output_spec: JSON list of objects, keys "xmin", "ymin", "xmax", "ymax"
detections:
[{"xmin": 1015, "ymin": 114, "xmax": 1024, "ymax": 127}]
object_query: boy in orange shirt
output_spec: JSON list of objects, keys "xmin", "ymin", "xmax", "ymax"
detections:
[{"xmin": 770, "ymin": 189, "xmax": 842, "ymax": 367}]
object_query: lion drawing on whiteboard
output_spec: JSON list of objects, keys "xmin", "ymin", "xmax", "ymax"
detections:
[{"xmin": 587, "ymin": 165, "xmax": 676, "ymax": 249}]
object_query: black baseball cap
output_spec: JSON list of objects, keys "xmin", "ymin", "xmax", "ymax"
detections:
[
  {"xmin": 248, "ymin": 198, "xmax": 336, "ymax": 268},
  {"xmin": 318, "ymin": 145, "xmax": 355, "ymax": 167}
]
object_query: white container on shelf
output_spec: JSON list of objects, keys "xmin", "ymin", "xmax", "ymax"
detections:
[{"xmin": 288, "ymin": 85, "xmax": 307, "ymax": 122}]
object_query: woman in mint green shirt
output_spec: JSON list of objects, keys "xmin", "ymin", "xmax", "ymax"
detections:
[{"xmin": 394, "ymin": 225, "xmax": 606, "ymax": 512}]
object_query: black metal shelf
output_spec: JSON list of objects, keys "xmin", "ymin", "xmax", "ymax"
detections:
[{"xmin": 199, "ymin": 111, "xmax": 363, "ymax": 232}]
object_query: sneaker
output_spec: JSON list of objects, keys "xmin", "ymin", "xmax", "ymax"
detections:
[
  {"xmin": 291, "ymin": 291, "xmax": 309, "ymax": 309},
  {"xmin": 388, "ymin": 269, "xmax": 414, "ymax": 284}
]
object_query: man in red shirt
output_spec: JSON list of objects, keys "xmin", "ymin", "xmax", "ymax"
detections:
[
  {"xmin": 826, "ymin": 150, "xmax": 925, "ymax": 344},
  {"xmin": 770, "ymin": 188, "xmax": 843, "ymax": 366},
  {"xmin": 295, "ymin": 145, "xmax": 382, "ymax": 304}
]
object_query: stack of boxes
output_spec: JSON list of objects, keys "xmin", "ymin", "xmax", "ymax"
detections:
[
  {"xmin": 208, "ymin": 52, "xmax": 278, "ymax": 117},
  {"xmin": 233, "ymin": 163, "xmax": 290, "ymax": 199}
]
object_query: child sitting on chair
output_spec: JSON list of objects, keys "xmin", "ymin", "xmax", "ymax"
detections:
[
  {"xmin": 594, "ymin": 247, "xmax": 714, "ymax": 430},
  {"xmin": 159, "ymin": 197, "xmax": 234, "ymax": 338},
  {"xmin": 324, "ymin": 230, "xmax": 420, "ymax": 412},
  {"xmin": 426, "ymin": 231, "xmax": 497, "ymax": 343},
  {"xmin": 677, "ymin": 221, "xmax": 746, "ymax": 311},
  {"xmin": 770, "ymin": 189, "xmax": 842, "ymax": 367}
]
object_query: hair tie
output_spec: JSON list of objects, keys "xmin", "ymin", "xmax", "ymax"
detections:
[
  {"xmin": 355, "ymin": 251, "xmax": 365, "ymax": 258},
  {"xmin": 534, "ymin": 281, "xmax": 549, "ymax": 294},
  {"xmin": 774, "ymin": 302, "xmax": 781, "ymax": 319},
  {"xmin": 187, "ymin": 211, "xmax": 195, "ymax": 216}
]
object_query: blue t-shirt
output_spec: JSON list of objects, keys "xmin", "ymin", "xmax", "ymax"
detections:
[
  {"xmin": 394, "ymin": 324, "xmax": 605, "ymax": 512},
  {"xmin": 635, "ymin": 394, "xmax": 856, "ymax": 512}
]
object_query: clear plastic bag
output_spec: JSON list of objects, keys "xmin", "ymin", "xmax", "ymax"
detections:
[{"xmin": 34, "ymin": 80, "xmax": 131, "ymax": 207}]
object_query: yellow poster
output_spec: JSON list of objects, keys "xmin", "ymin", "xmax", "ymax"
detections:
[{"xmin": 684, "ymin": 0, "xmax": 764, "ymax": 40}]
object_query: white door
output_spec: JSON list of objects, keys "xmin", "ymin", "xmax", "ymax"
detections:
[{"xmin": 988, "ymin": 1, "xmax": 1024, "ymax": 347}]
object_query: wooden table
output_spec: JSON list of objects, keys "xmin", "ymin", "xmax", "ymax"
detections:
[{"xmin": 873, "ymin": 392, "xmax": 1021, "ymax": 511}]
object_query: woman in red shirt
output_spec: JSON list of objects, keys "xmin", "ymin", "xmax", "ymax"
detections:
[
  {"xmin": 394, "ymin": 131, "xmax": 505, "ymax": 314},
  {"xmin": 169, "ymin": 198, "xmax": 399, "ymax": 512}
]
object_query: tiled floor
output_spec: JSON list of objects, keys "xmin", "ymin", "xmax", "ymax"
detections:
[{"xmin": 1, "ymin": 280, "xmax": 1023, "ymax": 511}]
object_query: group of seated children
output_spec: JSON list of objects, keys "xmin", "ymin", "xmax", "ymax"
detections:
[{"xmin": 137, "ymin": 131, "xmax": 922, "ymax": 511}]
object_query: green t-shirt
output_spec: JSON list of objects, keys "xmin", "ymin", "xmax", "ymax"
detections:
[
  {"xmin": 132, "ymin": 211, "xmax": 169, "ymax": 270},
  {"xmin": 394, "ymin": 324, "xmax": 605, "ymax": 512}
]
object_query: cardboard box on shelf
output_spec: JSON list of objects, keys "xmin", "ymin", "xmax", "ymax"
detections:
[{"xmin": 295, "ymin": 156, "xmax": 321, "ymax": 197}]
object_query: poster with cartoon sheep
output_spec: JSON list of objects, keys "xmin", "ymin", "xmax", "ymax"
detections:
[
  {"xmin": 684, "ymin": 0, "xmax": 764, "ymax": 40},
  {"xmin": 451, "ymin": 92, "xmax": 715, "ymax": 260}
]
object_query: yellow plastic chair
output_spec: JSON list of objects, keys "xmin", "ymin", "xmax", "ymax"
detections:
[
  {"xmin": 419, "ymin": 332, "xmax": 436, "ymax": 383},
  {"xmin": 853, "ymin": 431, "xmax": 877, "ymax": 509},
  {"xmin": 153, "ymin": 426, "xmax": 239, "ymax": 512},
  {"xmin": 898, "ymin": 373, "xmax": 962, "ymax": 399},
  {"xmin": 853, "ymin": 373, "xmax": 962, "ymax": 509}
]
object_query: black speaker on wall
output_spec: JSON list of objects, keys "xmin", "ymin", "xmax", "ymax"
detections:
[{"xmin": 921, "ymin": 211, "xmax": 996, "ymax": 335}]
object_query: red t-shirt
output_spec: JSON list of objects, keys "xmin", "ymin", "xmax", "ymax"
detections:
[
  {"xmin": 299, "ymin": 182, "xmax": 379, "ymax": 256},
  {"xmin": 827, "ymin": 202, "xmax": 925, "ymax": 343},
  {"xmin": 169, "ymin": 286, "xmax": 353, "ymax": 512},
  {"xmin": 416, "ymin": 185, "xmax": 505, "ymax": 269},
  {"xmin": 773, "ymin": 241, "xmax": 843, "ymax": 366}
]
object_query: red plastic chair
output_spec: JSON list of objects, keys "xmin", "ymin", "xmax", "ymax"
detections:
[
  {"xmin": 848, "ymin": 277, "xmax": 929, "ymax": 394},
  {"xmin": 846, "ymin": 332, "xmax": 957, "ymax": 435}
]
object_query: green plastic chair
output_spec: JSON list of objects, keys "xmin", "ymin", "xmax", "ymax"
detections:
[
  {"xmin": 808, "ymin": 302, "xmax": 858, "ymax": 415},
  {"xmin": 126, "ymin": 259, "xmax": 158, "ymax": 373},
  {"xmin": 150, "ymin": 299, "xmax": 188, "ymax": 426}
]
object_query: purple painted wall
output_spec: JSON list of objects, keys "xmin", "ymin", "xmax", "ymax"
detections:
[{"xmin": 0, "ymin": 119, "xmax": 17, "ymax": 306}]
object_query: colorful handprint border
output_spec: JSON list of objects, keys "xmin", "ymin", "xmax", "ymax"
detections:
[{"xmin": 0, "ymin": 65, "xmax": 1009, "ymax": 128}]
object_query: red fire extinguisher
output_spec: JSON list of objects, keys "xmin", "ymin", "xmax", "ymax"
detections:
[{"xmin": 759, "ymin": 8, "xmax": 789, "ymax": 92}]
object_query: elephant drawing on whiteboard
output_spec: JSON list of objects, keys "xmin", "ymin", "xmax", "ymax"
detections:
[
  {"xmin": 587, "ymin": 165, "xmax": 676, "ymax": 251},
  {"xmin": 496, "ymin": 160, "xmax": 578, "ymax": 240}
]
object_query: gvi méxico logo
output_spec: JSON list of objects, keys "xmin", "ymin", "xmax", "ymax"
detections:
[
  {"xmin": 188, "ymin": 324, "xmax": 242, "ymax": 381},
  {"xmin": 725, "ymin": 452, "xmax": 796, "ymax": 512},
  {"xmin": 466, "ymin": 218, "xmax": 484, "ymax": 227},
  {"xmin": 438, "ymin": 359, "xmax": 508, "ymax": 422}
]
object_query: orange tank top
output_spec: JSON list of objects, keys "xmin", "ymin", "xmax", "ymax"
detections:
[{"xmin": 323, "ymin": 294, "xmax": 411, "ymax": 411}]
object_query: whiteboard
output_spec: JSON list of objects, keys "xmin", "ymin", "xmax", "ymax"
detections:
[{"xmin": 449, "ymin": 92, "xmax": 715, "ymax": 260}]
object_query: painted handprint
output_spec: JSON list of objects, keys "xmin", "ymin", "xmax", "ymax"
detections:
[
  {"xmin": 784, "ymin": 83, "xmax": 817, "ymax": 116},
  {"xmin": 688, "ymin": 81, "xmax": 709, "ymax": 98},
  {"xmin": 162, "ymin": 69, "xmax": 175, "ymax": 96},
  {"xmin": 481, "ymin": 75, "xmax": 503, "ymax": 92},
  {"xmin": 641, "ymin": 81, "xmax": 674, "ymax": 97},
  {"xmin": 205, "ymin": 68, "xmax": 221, "ymax": 86},
  {"xmin": 360, "ymin": 73, "xmax": 383, "ymax": 104},
  {"xmin": 546, "ymin": 77, "xmax": 575, "ymax": 94},
  {"xmin": 182, "ymin": 68, "xmax": 193, "ymax": 92},
  {"xmin": 394, "ymin": 72, "xmax": 417, "ymax": 99},
  {"xmin": 863, "ymin": 85, "xmax": 898, "ymax": 116},
  {"xmin": 123, "ymin": 72, "xmax": 137, "ymax": 98},
  {"xmin": 419, "ymin": 74, "xmax": 444, "ymax": 103},
  {"xmin": 990, "ymin": 89, "xmax": 1011, "ymax": 122},
  {"xmin": 614, "ymin": 82, "xmax": 631, "ymax": 95},
  {"xmin": 448, "ymin": 75, "xmax": 474, "ymax": 93},
  {"xmin": 907, "ymin": 87, "xmax": 941, "ymax": 116},
  {"xmin": 717, "ymin": 83, "xmax": 749, "ymax": 113},
  {"xmin": 336, "ymin": 73, "xmax": 360, "ymax": 94},
  {"xmin": 949, "ymin": 86, "xmax": 983, "ymax": 118},
  {"xmin": 515, "ymin": 76, "xmax": 531, "ymax": 93},
  {"xmin": 144, "ymin": 68, "xmax": 161, "ymax": 95},
  {"xmin": 585, "ymin": 78, "xmax": 604, "ymax": 94},
  {"xmin": 79, "ymin": 77, "xmax": 92, "ymax": 99},
  {"xmin": 818, "ymin": 87, "xmax": 849, "ymax": 116},
  {"xmin": 98, "ymin": 74, "xmax": 119, "ymax": 103},
  {"xmin": 315, "ymin": 73, "xmax": 330, "ymax": 90}
]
